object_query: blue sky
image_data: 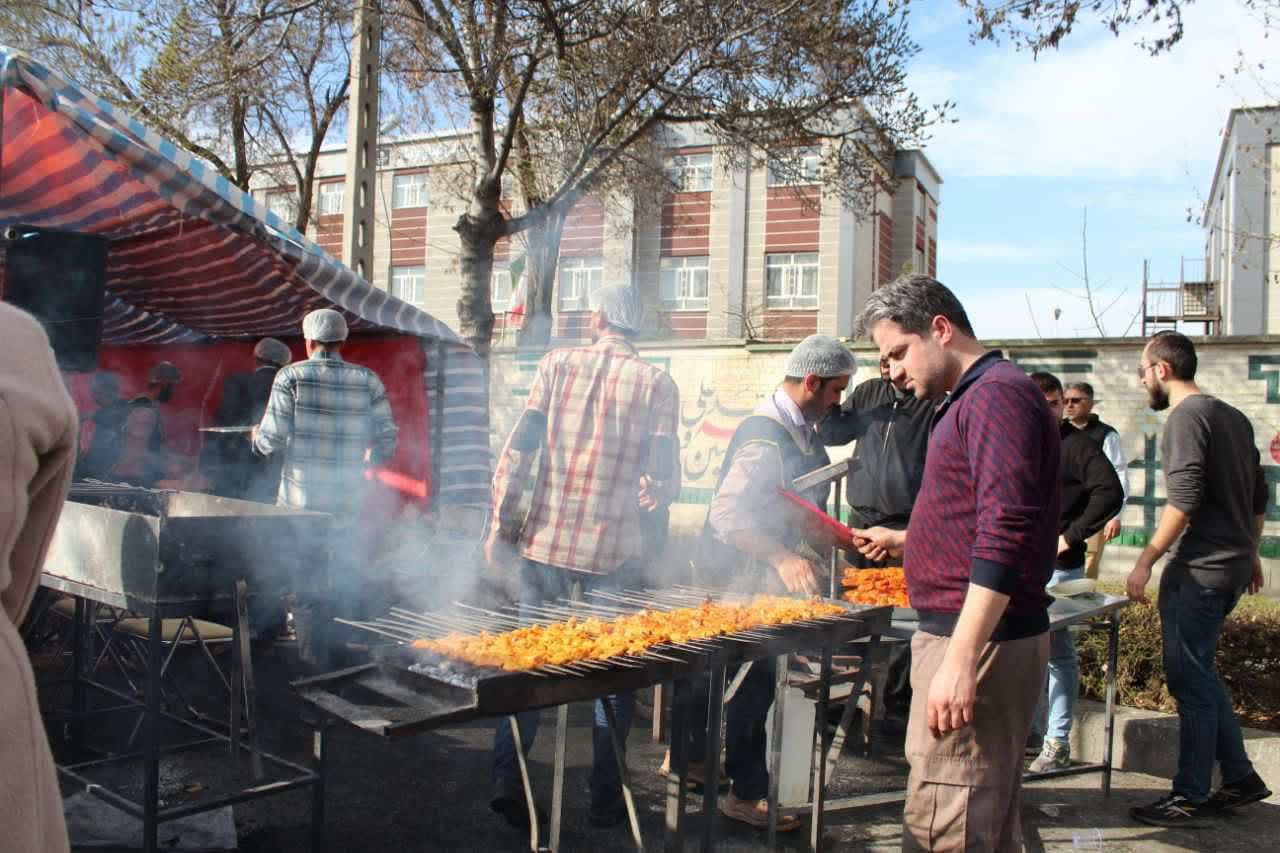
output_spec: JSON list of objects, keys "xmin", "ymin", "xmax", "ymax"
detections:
[{"xmin": 905, "ymin": 1, "xmax": 1273, "ymax": 340}]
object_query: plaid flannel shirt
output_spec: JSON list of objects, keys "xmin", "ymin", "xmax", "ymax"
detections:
[
  {"xmin": 490, "ymin": 334, "xmax": 680, "ymax": 574},
  {"xmin": 253, "ymin": 350, "xmax": 398, "ymax": 514}
]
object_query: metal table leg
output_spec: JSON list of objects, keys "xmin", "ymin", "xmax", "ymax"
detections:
[
  {"xmin": 810, "ymin": 644, "xmax": 833, "ymax": 851},
  {"xmin": 767, "ymin": 653, "xmax": 788, "ymax": 848},
  {"xmin": 70, "ymin": 596, "xmax": 89, "ymax": 757},
  {"xmin": 700, "ymin": 663, "xmax": 725, "ymax": 853},
  {"xmin": 142, "ymin": 609, "xmax": 164, "ymax": 853},
  {"xmin": 550, "ymin": 704, "xmax": 568, "ymax": 853},
  {"xmin": 311, "ymin": 725, "xmax": 327, "ymax": 853},
  {"xmin": 602, "ymin": 699, "xmax": 644, "ymax": 851},
  {"xmin": 510, "ymin": 714, "xmax": 543, "ymax": 853},
  {"xmin": 234, "ymin": 580, "xmax": 263, "ymax": 779},
  {"xmin": 826, "ymin": 634, "xmax": 881, "ymax": 768},
  {"xmin": 1103, "ymin": 615, "xmax": 1119, "ymax": 798},
  {"xmin": 664, "ymin": 677, "xmax": 693, "ymax": 853}
]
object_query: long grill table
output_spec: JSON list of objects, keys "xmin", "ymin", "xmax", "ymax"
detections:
[
  {"xmin": 293, "ymin": 588, "xmax": 893, "ymax": 852},
  {"xmin": 814, "ymin": 592, "xmax": 1131, "ymax": 816},
  {"xmin": 37, "ymin": 483, "xmax": 332, "ymax": 853}
]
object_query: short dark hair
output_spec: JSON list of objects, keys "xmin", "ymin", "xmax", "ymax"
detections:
[
  {"xmin": 1065, "ymin": 381, "xmax": 1094, "ymax": 399},
  {"xmin": 1147, "ymin": 330, "xmax": 1197, "ymax": 380},
  {"xmin": 854, "ymin": 274, "xmax": 976, "ymax": 340},
  {"xmin": 1029, "ymin": 371, "xmax": 1063, "ymax": 395}
]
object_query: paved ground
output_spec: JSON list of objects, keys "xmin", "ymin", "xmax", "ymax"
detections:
[{"xmin": 43, "ymin": 641, "xmax": 1280, "ymax": 852}]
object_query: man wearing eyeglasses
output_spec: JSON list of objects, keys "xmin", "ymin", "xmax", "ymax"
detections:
[
  {"xmin": 1127, "ymin": 331, "xmax": 1272, "ymax": 828},
  {"xmin": 1062, "ymin": 382, "xmax": 1128, "ymax": 579}
]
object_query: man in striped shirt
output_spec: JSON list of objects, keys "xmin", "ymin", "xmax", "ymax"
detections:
[
  {"xmin": 851, "ymin": 274, "xmax": 1059, "ymax": 852},
  {"xmin": 252, "ymin": 308, "xmax": 399, "ymax": 667},
  {"xmin": 484, "ymin": 284, "xmax": 680, "ymax": 831}
]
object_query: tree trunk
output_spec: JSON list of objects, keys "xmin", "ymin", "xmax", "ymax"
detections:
[
  {"xmin": 455, "ymin": 212, "xmax": 499, "ymax": 359},
  {"xmin": 516, "ymin": 209, "xmax": 567, "ymax": 347}
]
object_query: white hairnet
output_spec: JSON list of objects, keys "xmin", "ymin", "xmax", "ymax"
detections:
[
  {"xmin": 302, "ymin": 308, "xmax": 349, "ymax": 343},
  {"xmin": 784, "ymin": 335, "xmax": 856, "ymax": 379},
  {"xmin": 590, "ymin": 284, "xmax": 645, "ymax": 334}
]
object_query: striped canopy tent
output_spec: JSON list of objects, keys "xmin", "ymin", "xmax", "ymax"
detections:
[{"xmin": 0, "ymin": 47, "xmax": 488, "ymax": 508}]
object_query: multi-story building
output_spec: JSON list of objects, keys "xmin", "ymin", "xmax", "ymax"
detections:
[
  {"xmin": 254, "ymin": 128, "xmax": 941, "ymax": 342},
  {"xmin": 1199, "ymin": 106, "xmax": 1280, "ymax": 335}
]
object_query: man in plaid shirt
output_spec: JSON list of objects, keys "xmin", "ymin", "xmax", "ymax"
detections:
[
  {"xmin": 485, "ymin": 284, "xmax": 680, "ymax": 831},
  {"xmin": 253, "ymin": 308, "xmax": 399, "ymax": 667}
]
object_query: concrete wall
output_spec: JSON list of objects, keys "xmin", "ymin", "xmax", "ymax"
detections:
[{"xmin": 490, "ymin": 335, "xmax": 1280, "ymax": 592}]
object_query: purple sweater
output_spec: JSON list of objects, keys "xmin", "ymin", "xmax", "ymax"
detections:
[{"xmin": 904, "ymin": 352, "xmax": 1061, "ymax": 641}]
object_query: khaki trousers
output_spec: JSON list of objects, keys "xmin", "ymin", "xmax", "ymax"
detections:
[
  {"xmin": 1083, "ymin": 531, "xmax": 1106, "ymax": 580},
  {"xmin": 902, "ymin": 630, "xmax": 1050, "ymax": 853}
]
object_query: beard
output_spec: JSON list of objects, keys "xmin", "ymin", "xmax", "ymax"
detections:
[
  {"xmin": 1147, "ymin": 385, "xmax": 1170, "ymax": 411},
  {"xmin": 156, "ymin": 386, "xmax": 175, "ymax": 404}
]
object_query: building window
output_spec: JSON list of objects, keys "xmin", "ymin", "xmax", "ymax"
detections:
[
  {"xmin": 392, "ymin": 173, "xmax": 429, "ymax": 209},
  {"xmin": 317, "ymin": 182, "xmax": 345, "ymax": 216},
  {"xmin": 765, "ymin": 252, "xmax": 819, "ymax": 309},
  {"xmin": 491, "ymin": 265, "xmax": 513, "ymax": 312},
  {"xmin": 659, "ymin": 256, "xmax": 710, "ymax": 310},
  {"xmin": 767, "ymin": 146, "xmax": 821, "ymax": 187},
  {"xmin": 666, "ymin": 153, "xmax": 712, "ymax": 192},
  {"xmin": 557, "ymin": 257, "xmax": 604, "ymax": 311},
  {"xmin": 390, "ymin": 265, "xmax": 426, "ymax": 304},
  {"xmin": 265, "ymin": 190, "xmax": 298, "ymax": 225}
]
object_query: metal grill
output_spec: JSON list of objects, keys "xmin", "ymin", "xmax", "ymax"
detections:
[{"xmin": 295, "ymin": 587, "xmax": 888, "ymax": 739}]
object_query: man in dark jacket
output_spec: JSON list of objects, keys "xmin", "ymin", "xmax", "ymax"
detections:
[
  {"xmin": 1027, "ymin": 372, "xmax": 1123, "ymax": 772},
  {"xmin": 203, "ymin": 338, "xmax": 291, "ymax": 501},
  {"xmin": 818, "ymin": 357, "xmax": 940, "ymax": 724},
  {"xmin": 818, "ymin": 357, "xmax": 937, "ymax": 534}
]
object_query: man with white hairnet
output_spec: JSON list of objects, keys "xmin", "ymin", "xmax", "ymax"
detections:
[
  {"xmin": 681, "ymin": 333, "xmax": 854, "ymax": 831},
  {"xmin": 485, "ymin": 283, "xmax": 680, "ymax": 833},
  {"xmin": 253, "ymin": 309, "xmax": 399, "ymax": 668}
]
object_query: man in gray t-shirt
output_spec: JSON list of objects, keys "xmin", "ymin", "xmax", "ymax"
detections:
[{"xmin": 1127, "ymin": 331, "xmax": 1272, "ymax": 830}]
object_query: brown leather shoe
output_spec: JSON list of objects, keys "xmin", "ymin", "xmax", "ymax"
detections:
[
  {"xmin": 719, "ymin": 792, "xmax": 802, "ymax": 831},
  {"xmin": 658, "ymin": 750, "xmax": 730, "ymax": 789}
]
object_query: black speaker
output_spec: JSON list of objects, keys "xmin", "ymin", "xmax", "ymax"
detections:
[{"xmin": 2, "ymin": 225, "xmax": 108, "ymax": 372}]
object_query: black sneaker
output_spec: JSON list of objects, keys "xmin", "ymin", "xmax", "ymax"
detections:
[
  {"xmin": 1205, "ymin": 772, "xmax": 1272, "ymax": 813},
  {"xmin": 1130, "ymin": 793, "xmax": 1212, "ymax": 828},
  {"xmin": 588, "ymin": 798, "xmax": 628, "ymax": 828},
  {"xmin": 490, "ymin": 794, "xmax": 543, "ymax": 831}
]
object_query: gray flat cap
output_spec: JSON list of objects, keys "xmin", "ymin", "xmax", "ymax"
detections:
[
  {"xmin": 785, "ymin": 335, "xmax": 856, "ymax": 379},
  {"xmin": 590, "ymin": 284, "xmax": 645, "ymax": 333},
  {"xmin": 302, "ymin": 308, "xmax": 348, "ymax": 343},
  {"xmin": 253, "ymin": 337, "xmax": 292, "ymax": 367}
]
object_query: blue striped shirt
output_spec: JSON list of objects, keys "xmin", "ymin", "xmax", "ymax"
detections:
[{"xmin": 253, "ymin": 350, "xmax": 398, "ymax": 514}]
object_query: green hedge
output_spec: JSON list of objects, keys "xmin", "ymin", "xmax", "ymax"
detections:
[{"xmin": 1076, "ymin": 586, "xmax": 1280, "ymax": 731}]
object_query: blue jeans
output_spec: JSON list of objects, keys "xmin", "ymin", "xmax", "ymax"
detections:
[
  {"xmin": 1032, "ymin": 565, "xmax": 1083, "ymax": 742},
  {"xmin": 491, "ymin": 560, "xmax": 636, "ymax": 809},
  {"xmin": 1158, "ymin": 571, "xmax": 1255, "ymax": 802}
]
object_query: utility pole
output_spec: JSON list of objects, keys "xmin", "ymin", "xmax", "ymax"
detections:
[{"xmin": 342, "ymin": 0, "xmax": 381, "ymax": 282}]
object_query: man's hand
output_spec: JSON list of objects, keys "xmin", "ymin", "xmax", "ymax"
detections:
[
  {"xmin": 1057, "ymin": 535, "xmax": 1071, "ymax": 556},
  {"xmin": 849, "ymin": 526, "xmax": 905, "ymax": 563},
  {"xmin": 1126, "ymin": 562, "xmax": 1153, "ymax": 602},
  {"xmin": 638, "ymin": 475, "xmax": 659, "ymax": 512},
  {"xmin": 1103, "ymin": 518, "xmax": 1121, "ymax": 542},
  {"xmin": 1248, "ymin": 555, "xmax": 1265, "ymax": 595},
  {"xmin": 927, "ymin": 653, "xmax": 978, "ymax": 735},
  {"xmin": 772, "ymin": 554, "xmax": 821, "ymax": 596}
]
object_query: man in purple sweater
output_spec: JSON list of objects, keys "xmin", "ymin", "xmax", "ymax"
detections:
[{"xmin": 850, "ymin": 274, "xmax": 1060, "ymax": 851}]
